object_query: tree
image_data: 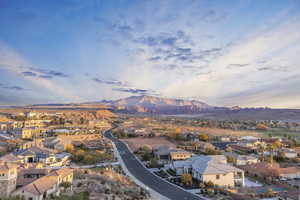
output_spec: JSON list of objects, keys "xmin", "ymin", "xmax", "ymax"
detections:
[
  {"xmin": 275, "ymin": 151, "xmax": 286, "ymax": 162},
  {"xmin": 267, "ymin": 144, "xmax": 277, "ymax": 164},
  {"xmin": 205, "ymin": 147, "xmax": 220, "ymax": 155},
  {"xmin": 149, "ymin": 158, "xmax": 159, "ymax": 168},
  {"xmin": 141, "ymin": 153, "xmax": 151, "ymax": 161},
  {"xmin": 199, "ymin": 133, "xmax": 209, "ymax": 142},
  {"xmin": 256, "ymin": 123, "xmax": 268, "ymax": 130},
  {"xmin": 181, "ymin": 173, "xmax": 192, "ymax": 186},
  {"xmin": 205, "ymin": 181, "xmax": 214, "ymax": 188},
  {"xmin": 59, "ymin": 181, "xmax": 72, "ymax": 192},
  {"xmin": 65, "ymin": 144, "xmax": 74, "ymax": 153},
  {"xmin": 273, "ymin": 140, "xmax": 282, "ymax": 148},
  {"xmin": 226, "ymin": 156, "xmax": 236, "ymax": 164},
  {"xmin": 225, "ymin": 146, "xmax": 232, "ymax": 153},
  {"xmin": 264, "ymin": 188, "xmax": 274, "ymax": 197},
  {"xmin": 83, "ymin": 154, "xmax": 94, "ymax": 164},
  {"xmin": 140, "ymin": 145, "xmax": 152, "ymax": 153}
]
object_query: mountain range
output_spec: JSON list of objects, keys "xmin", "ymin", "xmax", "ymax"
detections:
[
  {"xmin": 25, "ymin": 95, "xmax": 300, "ymax": 120},
  {"xmin": 105, "ymin": 95, "xmax": 218, "ymax": 114}
]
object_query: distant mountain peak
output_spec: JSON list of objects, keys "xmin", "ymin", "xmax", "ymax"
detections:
[{"xmin": 108, "ymin": 95, "xmax": 215, "ymax": 114}]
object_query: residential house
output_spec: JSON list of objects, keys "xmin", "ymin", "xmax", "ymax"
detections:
[
  {"xmin": 88, "ymin": 120, "xmax": 111, "ymax": 129},
  {"xmin": 13, "ymin": 121, "xmax": 24, "ymax": 129},
  {"xmin": 240, "ymin": 162, "xmax": 300, "ymax": 179},
  {"xmin": 20, "ymin": 139, "xmax": 45, "ymax": 150},
  {"xmin": 16, "ymin": 168, "xmax": 50, "ymax": 187},
  {"xmin": 182, "ymin": 132, "xmax": 198, "ymax": 142},
  {"xmin": 172, "ymin": 155, "xmax": 244, "ymax": 187},
  {"xmin": 24, "ymin": 120, "xmax": 50, "ymax": 128},
  {"xmin": 281, "ymin": 148, "xmax": 298, "ymax": 159},
  {"xmin": 153, "ymin": 146, "xmax": 174, "ymax": 161},
  {"xmin": 12, "ymin": 168, "xmax": 73, "ymax": 200},
  {"xmin": 0, "ymin": 161, "xmax": 18, "ymax": 198},
  {"xmin": 180, "ymin": 141, "xmax": 215, "ymax": 152},
  {"xmin": 0, "ymin": 122, "xmax": 13, "ymax": 133},
  {"xmin": 13, "ymin": 128, "xmax": 46, "ymax": 139},
  {"xmin": 14, "ymin": 147, "xmax": 57, "ymax": 165},
  {"xmin": 293, "ymin": 147, "xmax": 300, "ymax": 157},
  {"xmin": 278, "ymin": 190, "xmax": 300, "ymax": 200},
  {"xmin": 220, "ymin": 136, "xmax": 231, "ymax": 142},
  {"xmin": 169, "ymin": 150, "xmax": 192, "ymax": 161},
  {"xmin": 225, "ymin": 152, "xmax": 258, "ymax": 166},
  {"xmin": 54, "ymin": 153, "xmax": 71, "ymax": 167},
  {"xmin": 43, "ymin": 137, "xmax": 60, "ymax": 150},
  {"xmin": 153, "ymin": 146, "xmax": 192, "ymax": 163}
]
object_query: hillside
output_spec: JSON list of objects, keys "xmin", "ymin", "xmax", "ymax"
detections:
[{"xmin": 109, "ymin": 95, "xmax": 216, "ymax": 114}]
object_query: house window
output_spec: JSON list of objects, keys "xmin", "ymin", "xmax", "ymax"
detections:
[{"xmin": 216, "ymin": 175, "xmax": 220, "ymax": 179}]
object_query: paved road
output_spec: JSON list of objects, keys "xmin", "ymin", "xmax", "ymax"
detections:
[{"xmin": 104, "ymin": 130, "xmax": 204, "ymax": 200}]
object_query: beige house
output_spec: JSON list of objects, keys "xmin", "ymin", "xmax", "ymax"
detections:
[
  {"xmin": 15, "ymin": 147, "xmax": 57, "ymax": 165},
  {"xmin": 153, "ymin": 146, "xmax": 192, "ymax": 163},
  {"xmin": 13, "ymin": 128, "xmax": 45, "ymax": 139},
  {"xmin": 88, "ymin": 120, "xmax": 112, "ymax": 129},
  {"xmin": 13, "ymin": 168, "xmax": 73, "ymax": 200},
  {"xmin": 0, "ymin": 161, "xmax": 18, "ymax": 198},
  {"xmin": 20, "ymin": 139, "xmax": 45, "ymax": 150},
  {"xmin": 170, "ymin": 151, "xmax": 192, "ymax": 161},
  {"xmin": 225, "ymin": 152, "xmax": 258, "ymax": 166},
  {"xmin": 13, "ymin": 121, "xmax": 24, "ymax": 129},
  {"xmin": 172, "ymin": 155, "xmax": 244, "ymax": 187},
  {"xmin": 24, "ymin": 120, "xmax": 51, "ymax": 128}
]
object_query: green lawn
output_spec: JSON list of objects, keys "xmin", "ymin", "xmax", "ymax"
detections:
[{"xmin": 259, "ymin": 130, "xmax": 300, "ymax": 141}]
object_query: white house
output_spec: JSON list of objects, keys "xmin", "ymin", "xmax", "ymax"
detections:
[{"xmin": 172, "ymin": 155, "xmax": 244, "ymax": 187}]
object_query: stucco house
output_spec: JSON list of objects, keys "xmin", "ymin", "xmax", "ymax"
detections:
[
  {"xmin": 0, "ymin": 161, "xmax": 18, "ymax": 198},
  {"xmin": 172, "ymin": 155, "xmax": 244, "ymax": 187},
  {"xmin": 12, "ymin": 168, "xmax": 73, "ymax": 200},
  {"xmin": 14, "ymin": 147, "xmax": 56, "ymax": 165}
]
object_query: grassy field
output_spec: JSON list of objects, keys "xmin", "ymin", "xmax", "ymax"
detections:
[{"xmin": 259, "ymin": 130, "xmax": 300, "ymax": 141}]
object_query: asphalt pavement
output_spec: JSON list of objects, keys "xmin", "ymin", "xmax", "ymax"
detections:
[{"xmin": 104, "ymin": 130, "xmax": 205, "ymax": 200}]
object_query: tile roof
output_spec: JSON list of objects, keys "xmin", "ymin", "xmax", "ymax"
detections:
[
  {"xmin": 15, "ymin": 168, "xmax": 73, "ymax": 196},
  {"xmin": 0, "ymin": 161, "xmax": 18, "ymax": 170},
  {"xmin": 173, "ymin": 155, "xmax": 242, "ymax": 175},
  {"xmin": 240, "ymin": 162, "xmax": 300, "ymax": 177},
  {"xmin": 0, "ymin": 153, "xmax": 21, "ymax": 163}
]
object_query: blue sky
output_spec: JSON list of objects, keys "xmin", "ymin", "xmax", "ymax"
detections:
[{"xmin": 0, "ymin": 0, "xmax": 300, "ymax": 108}]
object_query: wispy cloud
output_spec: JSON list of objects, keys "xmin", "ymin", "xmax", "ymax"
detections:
[
  {"xmin": 22, "ymin": 71, "xmax": 37, "ymax": 77},
  {"xmin": 0, "ymin": 42, "xmax": 81, "ymax": 102},
  {"xmin": 113, "ymin": 87, "xmax": 159, "ymax": 96},
  {"xmin": 3, "ymin": 85, "xmax": 25, "ymax": 91},
  {"xmin": 0, "ymin": 82, "xmax": 26, "ymax": 91},
  {"xmin": 21, "ymin": 67, "xmax": 68, "ymax": 79},
  {"xmin": 113, "ymin": 88, "xmax": 148, "ymax": 95},
  {"xmin": 92, "ymin": 78, "xmax": 129, "ymax": 87}
]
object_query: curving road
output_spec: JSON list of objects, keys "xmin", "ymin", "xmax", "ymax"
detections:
[{"xmin": 104, "ymin": 130, "xmax": 204, "ymax": 200}]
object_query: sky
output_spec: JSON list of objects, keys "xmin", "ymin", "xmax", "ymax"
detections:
[{"xmin": 0, "ymin": 0, "xmax": 300, "ymax": 108}]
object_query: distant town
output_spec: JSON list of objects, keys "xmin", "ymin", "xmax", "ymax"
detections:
[{"xmin": 1, "ymin": 97, "xmax": 300, "ymax": 200}]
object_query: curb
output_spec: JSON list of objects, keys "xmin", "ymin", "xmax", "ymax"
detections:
[
  {"xmin": 111, "ymin": 139, "xmax": 170, "ymax": 200},
  {"xmin": 122, "ymin": 141, "xmax": 210, "ymax": 200}
]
